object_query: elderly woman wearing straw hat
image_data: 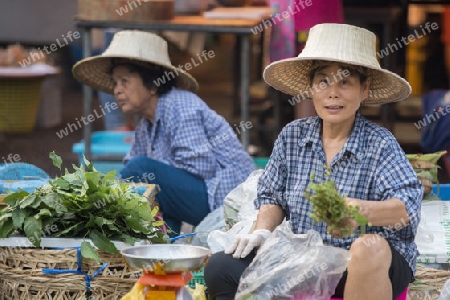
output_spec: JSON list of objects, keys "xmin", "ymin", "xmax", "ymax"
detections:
[
  {"xmin": 72, "ymin": 30, "xmax": 256, "ymax": 237},
  {"xmin": 204, "ymin": 24, "xmax": 422, "ymax": 299}
]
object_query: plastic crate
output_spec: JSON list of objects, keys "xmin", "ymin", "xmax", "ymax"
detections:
[
  {"xmin": 72, "ymin": 131, "xmax": 134, "ymax": 174},
  {"xmin": 432, "ymin": 184, "xmax": 450, "ymax": 200},
  {"xmin": 187, "ymin": 269, "xmax": 205, "ymax": 289},
  {"xmin": 253, "ymin": 157, "xmax": 269, "ymax": 169}
]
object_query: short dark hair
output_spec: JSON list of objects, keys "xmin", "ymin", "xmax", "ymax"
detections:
[{"xmin": 109, "ymin": 59, "xmax": 176, "ymax": 96}]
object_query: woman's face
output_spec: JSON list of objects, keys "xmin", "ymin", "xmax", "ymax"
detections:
[
  {"xmin": 310, "ymin": 63, "xmax": 370, "ymax": 126},
  {"xmin": 112, "ymin": 65, "xmax": 154, "ymax": 115}
]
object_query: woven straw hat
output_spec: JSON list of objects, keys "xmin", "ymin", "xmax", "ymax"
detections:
[
  {"xmin": 263, "ymin": 23, "xmax": 411, "ymax": 104},
  {"xmin": 72, "ymin": 30, "xmax": 198, "ymax": 94}
]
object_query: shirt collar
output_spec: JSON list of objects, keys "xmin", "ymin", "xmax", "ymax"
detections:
[
  {"xmin": 298, "ymin": 112, "xmax": 366, "ymax": 161},
  {"xmin": 297, "ymin": 116, "xmax": 321, "ymax": 147},
  {"xmin": 344, "ymin": 112, "xmax": 365, "ymax": 161}
]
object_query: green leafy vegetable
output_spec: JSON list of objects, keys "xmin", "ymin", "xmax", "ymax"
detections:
[
  {"xmin": 0, "ymin": 151, "xmax": 169, "ymax": 262},
  {"xmin": 304, "ymin": 167, "xmax": 370, "ymax": 237}
]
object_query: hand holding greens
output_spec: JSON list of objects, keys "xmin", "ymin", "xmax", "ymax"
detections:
[{"xmin": 304, "ymin": 168, "xmax": 370, "ymax": 237}]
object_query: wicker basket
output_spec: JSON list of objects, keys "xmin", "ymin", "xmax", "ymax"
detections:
[
  {"xmin": 0, "ymin": 247, "xmax": 142, "ymax": 300},
  {"xmin": 0, "ymin": 76, "xmax": 44, "ymax": 133},
  {"xmin": 408, "ymin": 264, "xmax": 450, "ymax": 300}
]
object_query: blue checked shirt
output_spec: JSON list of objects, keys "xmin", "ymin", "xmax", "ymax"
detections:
[
  {"xmin": 124, "ymin": 88, "xmax": 256, "ymax": 210},
  {"xmin": 255, "ymin": 112, "xmax": 423, "ymax": 274}
]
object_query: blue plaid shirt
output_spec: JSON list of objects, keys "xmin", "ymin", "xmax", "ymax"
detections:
[
  {"xmin": 255, "ymin": 113, "xmax": 423, "ymax": 274},
  {"xmin": 125, "ymin": 88, "xmax": 256, "ymax": 210}
]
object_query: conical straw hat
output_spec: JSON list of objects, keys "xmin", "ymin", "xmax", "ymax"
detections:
[
  {"xmin": 263, "ymin": 23, "xmax": 411, "ymax": 104},
  {"xmin": 72, "ymin": 30, "xmax": 198, "ymax": 94}
]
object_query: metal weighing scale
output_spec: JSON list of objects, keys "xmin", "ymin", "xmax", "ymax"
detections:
[{"xmin": 121, "ymin": 244, "xmax": 211, "ymax": 299}]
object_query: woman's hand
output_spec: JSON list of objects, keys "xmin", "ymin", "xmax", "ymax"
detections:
[
  {"xmin": 329, "ymin": 197, "xmax": 365, "ymax": 238},
  {"xmin": 329, "ymin": 216, "xmax": 358, "ymax": 238},
  {"xmin": 225, "ymin": 229, "xmax": 272, "ymax": 258}
]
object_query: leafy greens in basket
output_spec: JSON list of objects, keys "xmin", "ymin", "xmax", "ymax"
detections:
[{"xmin": 0, "ymin": 152, "xmax": 169, "ymax": 262}]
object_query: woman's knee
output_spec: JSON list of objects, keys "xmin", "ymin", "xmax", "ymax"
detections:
[
  {"xmin": 348, "ymin": 234, "xmax": 391, "ymax": 272},
  {"xmin": 120, "ymin": 156, "xmax": 155, "ymax": 182},
  {"xmin": 204, "ymin": 251, "xmax": 240, "ymax": 284}
]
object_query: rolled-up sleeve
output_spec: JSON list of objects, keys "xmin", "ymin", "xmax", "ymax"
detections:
[
  {"xmin": 255, "ymin": 129, "xmax": 289, "ymax": 213},
  {"xmin": 375, "ymin": 149, "xmax": 423, "ymax": 241}
]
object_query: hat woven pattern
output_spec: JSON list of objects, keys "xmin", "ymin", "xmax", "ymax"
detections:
[
  {"xmin": 263, "ymin": 23, "xmax": 411, "ymax": 104},
  {"xmin": 72, "ymin": 31, "xmax": 198, "ymax": 94}
]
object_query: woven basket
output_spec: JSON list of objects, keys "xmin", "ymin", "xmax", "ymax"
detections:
[
  {"xmin": 0, "ymin": 247, "xmax": 142, "ymax": 300},
  {"xmin": 408, "ymin": 264, "xmax": 450, "ymax": 300},
  {"xmin": 0, "ymin": 76, "xmax": 44, "ymax": 133}
]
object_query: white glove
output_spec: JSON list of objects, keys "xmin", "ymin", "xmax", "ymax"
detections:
[{"xmin": 224, "ymin": 229, "xmax": 271, "ymax": 259}]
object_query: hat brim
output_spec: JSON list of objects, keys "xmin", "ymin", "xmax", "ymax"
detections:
[
  {"xmin": 72, "ymin": 54, "xmax": 199, "ymax": 94},
  {"xmin": 263, "ymin": 57, "xmax": 411, "ymax": 105}
]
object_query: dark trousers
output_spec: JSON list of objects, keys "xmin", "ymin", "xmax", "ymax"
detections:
[
  {"xmin": 120, "ymin": 156, "xmax": 210, "ymax": 237},
  {"xmin": 204, "ymin": 244, "xmax": 412, "ymax": 300}
]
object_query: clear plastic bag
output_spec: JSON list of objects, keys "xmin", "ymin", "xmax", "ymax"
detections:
[
  {"xmin": 223, "ymin": 169, "xmax": 263, "ymax": 228},
  {"xmin": 235, "ymin": 224, "xmax": 351, "ymax": 300},
  {"xmin": 438, "ymin": 278, "xmax": 450, "ymax": 300},
  {"xmin": 190, "ymin": 206, "xmax": 226, "ymax": 248}
]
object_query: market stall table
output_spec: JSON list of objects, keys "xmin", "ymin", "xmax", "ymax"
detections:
[{"xmin": 75, "ymin": 12, "xmax": 271, "ymax": 159}]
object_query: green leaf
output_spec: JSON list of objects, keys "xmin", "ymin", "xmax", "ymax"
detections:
[
  {"xmin": 53, "ymin": 221, "xmax": 84, "ymax": 237},
  {"xmin": 12, "ymin": 208, "xmax": 28, "ymax": 229},
  {"xmin": 82, "ymin": 155, "xmax": 96, "ymax": 172},
  {"xmin": 50, "ymin": 151, "xmax": 62, "ymax": 170},
  {"xmin": 125, "ymin": 216, "xmax": 148, "ymax": 233},
  {"xmin": 4, "ymin": 190, "xmax": 29, "ymax": 207},
  {"xmin": 19, "ymin": 194, "xmax": 37, "ymax": 209},
  {"xmin": 29, "ymin": 197, "xmax": 42, "ymax": 209},
  {"xmin": 40, "ymin": 193, "xmax": 67, "ymax": 214},
  {"xmin": 52, "ymin": 178, "xmax": 70, "ymax": 190},
  {"xmin": 152, "ymin": 220, "xmax": 165, "ymax": 227},
  {"xmin": 24, "ymin": 217, "xmax": 42, "ymax": 247},
  {"xmin": 90, "ymin": 230, "xmax": 118, "ymax": 254},
  {"xmin": 35, "ymin": 208, "xmax": 52, "ymax": 219},
  {"xmin": 81, "ymin": 241, "xmax": 101, "ymax": 264},
  {"xmin": 151, "ymin": 206, "xmax": 159, "ymax": 218},
  {"xmin": 0, "ymin": 212, "xmax": 12, "ymax": 222},
  {"xmin": 0, "ymin": 219, "xmax": 15, "ymax": 238},
  {"xmin": 94, "ymin": 217, "xmax": 117, "ymax": 229}
]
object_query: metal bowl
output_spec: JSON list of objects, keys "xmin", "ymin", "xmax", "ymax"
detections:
[{"xmin": 121, "ymin": 244, "xmax": 211, "ymax": 273}]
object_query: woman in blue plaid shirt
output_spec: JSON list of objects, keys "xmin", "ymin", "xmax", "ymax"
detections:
[
  {"xmin": 205, "ymin": 24, "xmax": 423, "ymax": 300},
  {"xmin": 73, "ymin": 31, "xmax": 256, "ymax": 237}
]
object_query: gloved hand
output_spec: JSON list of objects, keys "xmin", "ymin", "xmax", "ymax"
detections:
[{"xmin": 225, "ymin": 229, "xmax": 271, "ymax": 259}]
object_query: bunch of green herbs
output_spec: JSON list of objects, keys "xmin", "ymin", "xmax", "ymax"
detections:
[
  {"xmin": 0, "ymin": 152, "xmax": 169, "ymax": 262},
  {"xmin": 304, "ymin": 167, "xmax": 370, "ymax": 237}
]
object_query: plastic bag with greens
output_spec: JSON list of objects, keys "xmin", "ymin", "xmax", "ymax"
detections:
[{"xmin": 235, "ymin": 224, "xmax": 351, "ymax": 300}]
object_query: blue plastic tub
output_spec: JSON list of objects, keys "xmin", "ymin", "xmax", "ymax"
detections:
[
  {"xmin": 432, "ymin": 184, "xmax": 450, "ymax": 200},
  {"xmin": 72, "ymin": 131, "xmax": 134, "ymax": 174}
]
